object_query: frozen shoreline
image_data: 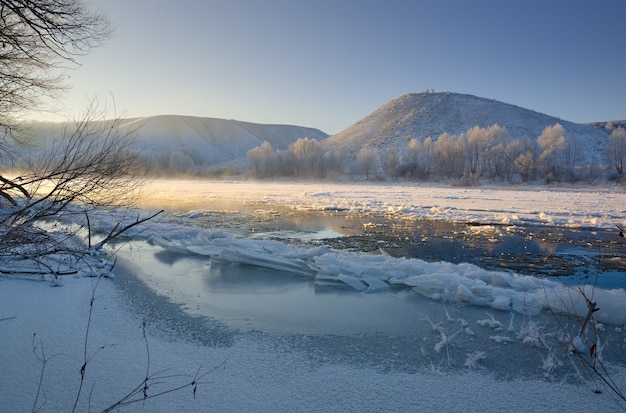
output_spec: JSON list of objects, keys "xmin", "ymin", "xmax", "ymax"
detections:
[{"xmin": 2, "ymin": 266, "xmax": 626, "ymax": 412}]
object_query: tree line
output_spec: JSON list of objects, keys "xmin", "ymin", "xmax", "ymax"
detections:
[
  {"xmin": 247, "ymin": 137, "xmax": 344, "ymax": 179},
  {"xmin": 247, "ymin": 123, "xmax": 626, "ymax": 184}
]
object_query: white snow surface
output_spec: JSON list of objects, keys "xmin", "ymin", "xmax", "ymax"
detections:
[
  {"xmin": 140, "ymin": 179, "xmax": 626, "ymax": 230},
  {"xmin": 1, "ymin": 180, "xmax": 626, "ymax": 412}
]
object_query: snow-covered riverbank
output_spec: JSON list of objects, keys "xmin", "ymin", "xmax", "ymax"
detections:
[{"xmin": 2, "ymin": 270, "xmax": 625, "ymax": 412}]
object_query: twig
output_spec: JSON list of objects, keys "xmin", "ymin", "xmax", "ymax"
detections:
[
  {"xmin": 99, "ymin": 361, "xmax": 225, "ymax": 413},
  {"xmin": 93, "ymin": 210, "xmax": 163, "ymax": 250},
  {"xmin": 31, "ymin": 334, "xmax": 61, "ymax": 413},
  {"xmin": 71, "ymin": 274, "xmax": 104, "ymax": 413},
  {"xmin": 573, "ymin": 294, "xmax": 599, "ymax": 348}
]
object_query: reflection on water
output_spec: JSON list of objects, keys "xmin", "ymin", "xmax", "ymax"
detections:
[{"xmin": 250, "ymin": 227, "xmax": 343, "ymax": 241}]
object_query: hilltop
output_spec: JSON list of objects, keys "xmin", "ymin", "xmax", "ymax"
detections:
[
  {"xmin": 587, "ymin": 119, "xmax": 626, "ymax": 131},
  {"xmin": 321, "ymin": 92, "xmax": 610, "ymax": 165}
]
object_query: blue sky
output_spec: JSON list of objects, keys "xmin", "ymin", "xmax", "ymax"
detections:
[{"xmin": 44, "ymin": 0, "xmax": 626, "ymax": 134}]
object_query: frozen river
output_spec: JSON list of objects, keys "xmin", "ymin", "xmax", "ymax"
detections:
[
  {"xmin": 135, "ymin": 179, "xmax": 626, "ymax": 284},
  {"xmin": 3, "ymin": 179, "xmax": 625, "ymax": 412},
  {"xmin": 108, "ymin": 180, "xmax": 626, "ymax": 381}
]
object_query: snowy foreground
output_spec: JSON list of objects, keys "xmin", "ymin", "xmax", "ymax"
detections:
[{"xmin": 1, "ymin": 180, "xmax": 625, "ymax": 412}]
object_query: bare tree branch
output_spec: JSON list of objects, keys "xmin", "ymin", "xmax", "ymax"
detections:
[{"xmin": 0, "ymin": 0, "xmax": 111, "ymax": 128}]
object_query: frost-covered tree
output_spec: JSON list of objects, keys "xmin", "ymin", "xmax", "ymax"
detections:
[
  {"xmin": 289, "ymin": 137, "xmax": 324, "ymax": 177},
  {"xmin": 421, "ymin": 136, "xmax": 435, "ymax": 178},
  {"xmin": 323, "ymin": 149, "xmax": 344, "ymax": 178},
  {"xmin": 434, "ymin": 132, "xmax": 464, "ymax": 179},
  {"xmin": 465, "ymin": 125, "xmax": 487, "ymax": 176},
  {"xmin": 607, "ymin": 127, "xmax": 626, "ymax": 175},
  {"xmin": 514, "ymin": 150, "xmax": 536, "ymax": 183},
  {"xmin": 356, "ymin": 146, "xmax": 379, "ymax": 180},
  {"xmin": 463, "ymin": 124, "xmax": 509, "ymax": 180},
  {"xmin": 247, "ymin": 140, "xmax": 274, "ymax": 177},
  {"xmin": 562, "ymin": 133, "xmax": 581, "ymax": 182},
  {"xmin": 404, "ymin": 137, "xmax": 421, "ymax": 177},
  {"xmin": 383, "ymin": 146, "xmax": 399, "ymax": 179},
  {"xmin": 537, "ymin": 123, "xmax": 567, "ymax": 182},
  {"xmin": 482, "ymin": 124, "xmax": 509, "ymax": 181},
  {"xmin": 504, "ymin": 138, "xmax": 532, "ymax": 182}
]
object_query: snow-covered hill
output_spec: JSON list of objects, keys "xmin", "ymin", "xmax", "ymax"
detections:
[
  {"xmin": 322, "ymin": 92, "xmax": 610, "ymax": 163},
  {"xmin": 22, "ymin": 115, "xmax": 328, "ymax": 173},
  {"xmin": 19, "ymin": 93, "xmax": 618, "ymax": 177},
  {"xmin": 125, "ymin": 115, "xmax": 326, "ymax": 161}
]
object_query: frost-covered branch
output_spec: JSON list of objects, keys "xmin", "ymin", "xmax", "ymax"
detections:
[{"xmin": 0, "ymin": 102, "xmax": 156, "ymax": 280}]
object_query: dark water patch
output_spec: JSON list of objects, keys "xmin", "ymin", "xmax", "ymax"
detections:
[{"xmin": 313, "ymin": 217, "xmax": 626, "ymax": 287}]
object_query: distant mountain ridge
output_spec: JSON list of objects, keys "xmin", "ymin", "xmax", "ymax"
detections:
[
  {"xmin": 322, "ymin": 92, "xmax": 610, "ymax": 164},
  {"xmin": 23, "ymin": 115, "xmax": 329, "ymax": 172},
  {"xmin": 118, "ymin": 115, "xmax": 328, "ymax": 166},
  {"xmin": 20, "ymin": 93, "xmax": 620, "ymax": 177}
]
